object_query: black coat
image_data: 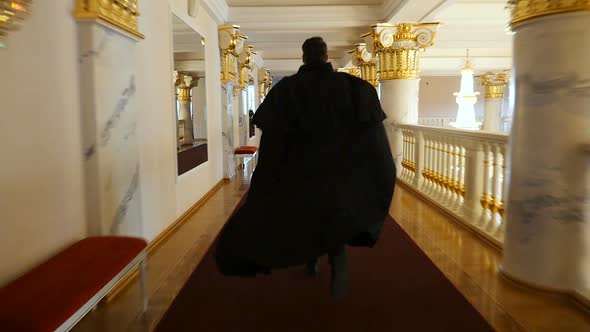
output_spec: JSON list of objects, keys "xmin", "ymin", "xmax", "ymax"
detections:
[{"xmin": 214, "ymin": 62, "xmax": 396, "ymax": 276}]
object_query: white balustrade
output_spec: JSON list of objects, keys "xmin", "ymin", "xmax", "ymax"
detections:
[{"xmin": 398, "ymin": 124, "xmax": 509, "ymax": 246}]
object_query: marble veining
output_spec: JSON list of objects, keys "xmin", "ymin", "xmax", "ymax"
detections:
[
  {"xmin": 110, "ymin": 164, "xmax": 140, "ymax": 234},
  {"xmin": 101, "ymin": 76, "xmax": 137, "ymax": 146},
  {"xmin": 84, "ymin": 145, "xmax": 96, "ymax": 161},
  {"xmin": 78, "ymin": 28, "xmax": 114, "ymax": 64},
  {"xmin": 520, "ymin": 73, "xmax": 590, "ymax": 112}
]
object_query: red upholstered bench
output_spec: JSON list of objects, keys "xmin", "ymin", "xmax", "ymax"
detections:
[
  {"xmin": 0, "ymin": 236, "xmax": 148, "ymax": 332},
  {"xmin": 234, "ymin": 146, "xmax": 258, "ymax": 169}
]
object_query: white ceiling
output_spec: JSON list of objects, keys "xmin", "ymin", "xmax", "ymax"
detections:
[{"xmin": 226, "ymin": 0, "xmax": 512, "ymax": 76}]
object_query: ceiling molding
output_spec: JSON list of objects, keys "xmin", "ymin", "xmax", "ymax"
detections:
[
  {"xmin": 387, "ymin": 0, "xmax": 455, "ymax": 23},
  {"xmin": 202, "ymin": 0, "xmax": 229, "ymax": 24},
  {"xmin": 382, "ymin": 0, "xmax": 406, "ymax": 22},
  {"xmin": 229, "ymin": 6, "xmax": 378, "ymax": 26},
  {"xmin": 175, "ymin": 60, "xmax": 206, "ymax": 73}
]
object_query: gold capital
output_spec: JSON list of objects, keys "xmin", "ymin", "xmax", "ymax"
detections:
[
  {"xmin": 74, "ymin": 0, "xmax": 144, "ymax": 39},
  {"xmin": 349, "ymin": 43, "xmax": 378, "ymax": 87},
  {"xmin": 258, "ymin": 68, "xmax": 272, "ymax": 99},
  {"xmin": 219, "ymin": 25, "xmax": 247, "ymax": 84},
  {"xmin": 336, "ymin": 67, "xmax": 361, "ymax": 78},
  {"xmin": 236, "ymin": 45, "xmax": 256, "ymax": 90},
  {"xmin": 0, "ymin": 0, "xmax": 33, "ymax": 40},
  {"xmin": 480, "ymin": 71, "xmax": 510, "ymax": 98},
  {"xmin": 508, "ymin": 0, "xmax": 590, "ymax": 28},
  {"xmin": 174, "ymin": 72, "xmax": 196, "ymax": 102},
  {"xmin": 364, "ymin": 22, "xmax": 439, "ymax": 80}
]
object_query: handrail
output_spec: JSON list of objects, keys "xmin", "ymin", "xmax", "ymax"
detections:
[{"xmin": 397, "ymin": 123, "xmax": 509, "ymax": 246}]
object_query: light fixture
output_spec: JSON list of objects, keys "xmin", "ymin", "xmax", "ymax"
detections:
[
  {"xmin": 201, "ymin": 37, "xmax": 205, "ymax": 46},
  {"xmin": 450, "ymin": 49, "xmax": 481, "ymax": 130},
  {"xmin": 0, "ymin": 1, "xmax": 33, "ymax": 46}
]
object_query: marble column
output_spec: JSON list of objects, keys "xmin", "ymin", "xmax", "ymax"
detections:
[
  {"xmin": 480, "ymin": 72, "xmax": 509, "ymax": 132},
  {"xmin": 364, "ymin": 23, "xmax": 439, "ymax": 176},
  {"xmin": 75, "ymin": 1, "xmax": 144, "ymax": 237},
  {"xmin": 219, "ymin": 25, "xmax": 245, "ymax": 179},
  {"xmin": 177, "ymin": 75, "xmax": 197, "ymax": 147},
  {"xmin": 222, "ymin": 84, "xmax": 236, "ymax": 179},
  {"xmin": 502, "ymin": 1, "xmax": 590, "ymax": 301}
]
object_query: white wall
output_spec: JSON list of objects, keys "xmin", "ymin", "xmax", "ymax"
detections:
[
  {"xmin": 0, "ymin": 0, "xmax": 86, "ymax": 286},
  {"xmin": 136, "ymin": 0, "xmax": 224, "ymax": 240},
  {"xmin": 419, "ymin": 76, "xmax": 487, "ymax": 120},
  {"xmin": 0, "ymin": 0, "xmax": 225, "ymax": 286}
]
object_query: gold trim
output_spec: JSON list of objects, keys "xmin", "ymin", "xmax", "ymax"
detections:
[
  {"xmin": 237, "ymin": 45, "xmax": 256, "ymax": 90},
  {"xmin": 74, "ymin": 0, "xmax": 144, "ymax": 39},
  {"xmin": 219, "ymin": 25, "xmax": 247, "ymax": 84},
  {"xmin": 397, "ymin": 179, "xmax": 502, "ymax": 250},
  {"xmin": 365, "ymin": 22, "xmax": 439, "ymax": 80},
  {"xmin": 348, "ymin": 43, "xmax": 378, "ymax": 87},
  {"xmin": 105, "ymin": 179, "xmax": 225, "ymax": 302},
  {"xmin": 258, "ymin": 68, "xmax": 272, "ymax": 99},
  {"xmin": 337, "ymin": 67, "xmax": 361, "ymax": 78},
  {"xmin": 480, "ymin": 71, "xmax": 510, "ymax": 98},
  {"xmin": 508, "ymin": 0, "xmax": 590, "ymax": 27},
  {"xmin": 0, "ymin": 0, "xmax": 33, "ymax": 40},
  {"xmin": 177, "ymin": 87, "xmax": 191, "ymax": 101}
]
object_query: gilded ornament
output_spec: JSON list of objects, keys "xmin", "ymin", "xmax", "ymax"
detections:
[
  {"xmin": 480, "ymin": 71, "xmax": 510, "ymax": 98},
  {"xmin": 348, "ymin": 43, "xmax": 378, "ymax": 87},
  {"xmin": 74, "ymin": 0, "xmax": 143, "ymax": 39},
  {"xmin": 174, "ymin": 72, "xmax": 196, "ymax": 102},
  {"xmin": 336, "ymin": 67, "xmax": 361, "ymax": 77},
  {"xmin": 219, "ymin": 25, "xmax": 247, "ymax": 84},
  {"xmin": 364, "ymin": 22, "xmax": 439, "ymax": 80},
  {"xmin": 237, "ymin": 45, "xmax": 255, "ymax": 90},
  {"xmin": 507, "ymin": 0, "xmax": 590, "ymax": 28},
  {"xmin": 0, "ymin": 0, "xmax": 33, "ymax": 43},
  {"xmin": 258, "ymin": 68, "xmax": 272, "ymax": 99}
]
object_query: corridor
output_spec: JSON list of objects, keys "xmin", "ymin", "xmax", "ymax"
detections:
[{"xmin": 72, "ymin": 166, "xmax": 590, "ymax": 332}]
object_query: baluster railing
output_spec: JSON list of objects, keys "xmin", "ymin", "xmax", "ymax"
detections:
[{"xmin": 397, "ymin": 124, "xmax": 508, "ymax": 247}]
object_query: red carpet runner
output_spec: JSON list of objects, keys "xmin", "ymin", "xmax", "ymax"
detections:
[{"xmin": 156, "ymin": 216, "xmax": 494, "ymax": 332}]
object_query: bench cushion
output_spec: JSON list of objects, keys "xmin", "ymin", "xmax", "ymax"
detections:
[
  {"xmin": 0, "ymin": 236, "xmax": 147, "ymax": 331},
  {"xmin": 234, "ymin": 146, "xmax": 258, "ymax": 155}
]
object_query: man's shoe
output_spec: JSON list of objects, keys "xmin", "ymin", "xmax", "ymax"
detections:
[{"xmin": 305, "ymin": 258, "xmax": 319, "ymax": 277}]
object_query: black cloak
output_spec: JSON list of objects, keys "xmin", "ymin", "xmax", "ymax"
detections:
[{"xmin": 215, "ymin": 62, "xmax": 396, "ymax": 276}]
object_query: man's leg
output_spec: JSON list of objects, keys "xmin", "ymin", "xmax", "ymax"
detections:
[
  {"xmin": 328, "ymin": 245, "xmax": 348, "ymax": 301},
  {"xmin": 306, "ymin": 257, "xmax": 319, "ymax": 277}
]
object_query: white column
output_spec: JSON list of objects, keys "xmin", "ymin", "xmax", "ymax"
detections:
[
  {"xmin": 221, "ymin": 83, "xmax": 236, "ymax": 179},
  {"xmin": 480, "ymin": 72, "xmax": 509, "ymax": 132},
  {"xmin": 380, "ymin": 79, "xmax": 420, "ymax": 175},
  {"xmin": 502, "ymin": 6, "xmax": 590, "ymax": 299},
  {"xmin": 178, "ymin": 90, "xmax": 194, "ymax": 146},
  {"xmin": 365, "ymin": 23, "xmax": 438, "ymax": 176},
  {"xmin": 483, "ymin": 98, "xmax": 503, "ymax": 131},
  {"xmin": 77, "ymin": 20, "xmax": 143, "ymax": 237}
]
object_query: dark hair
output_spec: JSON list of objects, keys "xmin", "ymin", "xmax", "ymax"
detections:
[{"xmin": 302, "ymin": 37, "xmax": 328, "ymax": 64}]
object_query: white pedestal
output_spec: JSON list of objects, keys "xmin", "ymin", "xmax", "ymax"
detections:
[
  {"xmin": 78, "ymin": 22, "xmax": 143, "ymax": 237},
  {"xmin": 483, "ymin": 97, "xmax": 503, "ymax": 132}
]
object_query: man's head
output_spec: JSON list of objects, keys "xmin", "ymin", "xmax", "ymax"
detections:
[{"xmin": 302, "ymin": 37, "xmax": 328, "ymax": 65}]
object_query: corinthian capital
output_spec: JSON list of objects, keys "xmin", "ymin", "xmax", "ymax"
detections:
[
  {"xmin": 218, "ymin": 25, "xmax": 248, "ymax": 83},
  {"xmin": 237, "ymin": 45, "xmax": 256, "ymax": 90},
  {"xmin": 74, "ymin": 0, "xmax": 143, "ymax": 39},
  {"xmin": 480, "ymin": 71, "xmax": 510, "ymax": 98},
  {"xmin": 349, "ymin": 43, "xmax": 378, "ymax": 87},
  {"xmin": 364, "ymin": 22, "xmax": 439, "ymax": 80}
]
